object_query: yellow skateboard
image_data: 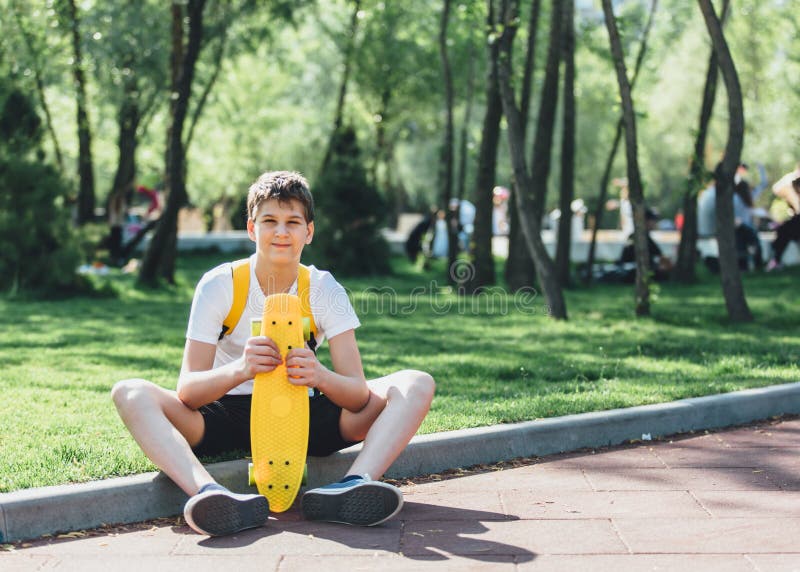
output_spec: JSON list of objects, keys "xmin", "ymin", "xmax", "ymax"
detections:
[{"xmin": 247, "ymin": 293, "xmax": 312, "ymax": 512}]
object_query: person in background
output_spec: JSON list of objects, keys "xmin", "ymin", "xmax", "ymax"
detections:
[
  {"xmin": 733, "ymin": 163, "xmax": 768, "ymax": 270},
  {"xmin": 618, "ymin": 207, "xmax": 673, "ymax": 282},
  {"xmin": 772, "ymin": 161, "xmax": 800, "ymax": 215},
  {"xmin": 766, "ymin": 177, "xmax": 800, "ymax": 271}
]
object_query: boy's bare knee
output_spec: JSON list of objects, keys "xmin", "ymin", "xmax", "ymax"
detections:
[
  {"xmin": 111, "ymin": 378, "xmax": 157, "ymax": 410},
  {"xmin": 408, "ymin": 370, "xmax": 435, "ymax": 406},
  {"xmin": 388, "ymin": 370, "xmax": 435, "ymax": 406}
]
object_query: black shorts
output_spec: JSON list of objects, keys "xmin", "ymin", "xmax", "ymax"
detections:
[{"xmin": 191, "ymin": 393, "xmax": 360, "ymax": 459}]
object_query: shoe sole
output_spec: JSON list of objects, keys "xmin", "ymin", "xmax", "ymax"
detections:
[
  {"xmin": 301, "ymin": 482, "xmax": 403, "ymax": 526},
  {"xmin": 184, "ymin": 492, "xmax": 270, "ymax": 536}
]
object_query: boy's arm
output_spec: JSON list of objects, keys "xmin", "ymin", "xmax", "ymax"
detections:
[
  {"xmin": 285, "ymin": 329, "xmax": 370, "ymax": 413},
  {"xmin": 177, "ymin": 337, "xmax": 282, "ymax": 410}
]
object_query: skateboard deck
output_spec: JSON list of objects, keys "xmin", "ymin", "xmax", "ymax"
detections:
[{"xmin": 249, "ymin": 293, "xmax": 309, "ymax": 512}]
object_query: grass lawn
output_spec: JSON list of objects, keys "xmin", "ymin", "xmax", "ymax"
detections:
[{"xmin": 0, "ymin": 252, "xmax": 798, "ymax": 492}]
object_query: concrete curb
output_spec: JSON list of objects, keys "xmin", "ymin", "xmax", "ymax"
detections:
[{"xmin": 2, "ymin": 381, "xmax": 799, "ymax": 543}]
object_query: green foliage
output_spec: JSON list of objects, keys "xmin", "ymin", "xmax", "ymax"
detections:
[
  {"xmin": 0, "ymin": 85, "xmax": 85, "ymax": 297},
  {"xmin": 314, "ymin": 126, "xmax": 391, "ymax": 274}
]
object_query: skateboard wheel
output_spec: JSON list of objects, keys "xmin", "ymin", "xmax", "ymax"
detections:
[
  {"xmin": 248, "ymin": 462, "xmax": 255, "ymax": 486},
  {"xmin": 302, "ymin": 317, "xmax": 311, "ymax": 341},
  {"xmin": 302, "ymin": 463, "xmax": 308, "ymax": 486}
]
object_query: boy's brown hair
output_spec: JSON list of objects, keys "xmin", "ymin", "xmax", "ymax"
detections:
[{"xmin": 247, "ymin": 171, "xmax": 314, "ymax": 223}]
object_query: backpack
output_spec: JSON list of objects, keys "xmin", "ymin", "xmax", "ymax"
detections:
[{"xmin": 218, "ymin": 259, "xmax": 318, "ymax": 351}]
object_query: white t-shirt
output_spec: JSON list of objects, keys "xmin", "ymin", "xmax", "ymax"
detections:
[{"xmin": 186, "ymin": 254, "xmax": 361, "ymax": 395}]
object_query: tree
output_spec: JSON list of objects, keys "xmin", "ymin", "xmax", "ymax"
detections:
[
  {"xmin": 352, "ymin": 1, "xmax": 441, "ymax": 226},
  {"xmin": 0, "ymin": 84, "xmax": 84, "ymax": 296},
  {"xmin": 321, "ymin": 0, "xmax": 361, "ymax": 173},
  {"xmin": 456, "ymin": 39, "xmax": 477, "ymax": 204},
  {"xmin": 87, "ymin": 0, "xmax": 170, "ymax": 265},
  {"xmin": 504, "ymin": 0, "xmax": 541, "ymax": 292},
  {"xmin": 469, "ymin": 0, "xmax": 504, "ymax": 291},
  {"xmin": 554, "ymin": 0, "xmax": 575, "ymax": 287},
  {"xmin": 10, "ymin": 1, "xmax": 65, "ymax": 172},
  {"xmin": 315, "ymin": 126, "xmax": 391, "ymax": 275},
  {"xmin": 585, "ymin": 0, "xmax": 657, "ymax": 283},
  {"xmin": 138, "ymin": 0, "xmax": 208, "ymax": 286},
  {"xmin": 497, "ymin": 0, "xmax": 568, "ymax": 320},
  {"xmin": 438, "ymin": 0, "xmax": 458, "ymax": 276},
  {"xmin": 62, "ymin": 0, "xmax": 96, "ymax": 225},
  {"xmin": 697, "ymin": 0, "xmax": 752, "ymax": 322},
  {"xmin": 674, "ymin": 0, "xmax": 730, "ymax": 283},
  {"xmin": 602, "ymin": 0, "xmax": 651, "ymax": 316}
]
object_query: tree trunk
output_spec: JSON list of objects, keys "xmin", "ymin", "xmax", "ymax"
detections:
[
  {"xmin": 456, "ymin": 42, "xmax": 476, "ymax": 202},
  {"xmin": 554, "ymin": 0, "xmax": 575, "ymax": 287},
  {"xmin": 185, "ymin": 21, "xmax": 228, "ymax": 155},
  {"xmin": 602, "ymin": 0, "xmax": 651, "ymax": 316},
  {"xmin": 65, "ymin": 0, "xmax": 95, "ymax": 225},
  {"xmin": 697, "ymin": 0, "xmax": 753, "ymax": 322},
  {"xmin": 528, "ymin": 0, "xmax": 563, "ymax": 225},
  {"xmin": 497, "ymin": 0, "xmax": 567, "ymax": 320},
  {"xmin": 321, "ymin": 0, "xmax": 361, "ymax": 173},
  {"xmin": 12, "ymin": 3, "xmax": 65, "ymax": 172},
  {"xmin": 504, "ymin": 0, "xmax": 540, "ymax": 291},
  {"xmin": 375, "ymin": 87, "xmax": 399, "ymax": 226},
  {"xmin": 469, "ymin": 0, "xmax": 503, "ymax": 291},
  {"xmin": 138, "ymin": 0, "xmax": 207, "ymax": 286},
  {"xmin": 108, "ymin": 66, "xmax": 141, "ymax": 263},
  {"xmin": 585, "ymin": 0, "xmax": 657, "ymax": 282},
  {"xmin": 438, "ymin": 0, "xmax": 458, "ymax": 278},
  {"xmin": 675, "ymin": 0, "xmax": 730, "ymax": 283}
]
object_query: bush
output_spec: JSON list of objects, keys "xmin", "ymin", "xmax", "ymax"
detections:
[
  {"xmin": 313, "ymin": 126, "xmax": 391, "ymax": 275},
  {"xmin": 0, "ymin": 85, "xmax": 86, "ymax": 297}
]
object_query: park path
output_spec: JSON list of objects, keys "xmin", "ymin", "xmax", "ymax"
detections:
[{"xmin": 2, "ymin": 418, "xmax": 799, "ymax": 571}]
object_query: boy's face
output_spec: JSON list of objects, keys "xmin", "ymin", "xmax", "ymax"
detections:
[{"xmin": 247, "ymin": 198, "xmax": 314, "ymax": 266}]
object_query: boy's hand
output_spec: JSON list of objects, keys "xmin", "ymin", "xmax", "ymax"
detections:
[
  {"xmin": 241, "ymin": 336, "xmax": 283, "ymax": 378},
  {"xmin": 285, "ymin": 348, "xmax": 327, "ymax": 390}
]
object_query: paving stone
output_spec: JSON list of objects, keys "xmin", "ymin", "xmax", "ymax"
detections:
[
  {"xmin": 278, "ymin": 554, "xmax": 517, "ymax": 571},
  {"xmin": 515, "ymin": 554, "xmax": 757, "ymax": 572},
  {"xmin": 746, "ymin": 554, "xmax": 800, "ymax": 572},
  {"xmin": 541, "ymin": 446, "xmax": 667, "ymax": 469},
  {"xmin": 398, "ymin": 493, "xmax": 509, "ymax": 521},
  {"xmin": 17, "ymin": 524, "xmax": 183, "ymax": 556},
  {"xmin": 652, "ymin": 445, "xmax": 779, "ymax": 468},
  {"xmin": 694, "ymin": 491, "xmax": 800, "ymax": 518},
  {"xmin": 583, "ymin": 467, "xmax": 782, "ymax": 491},
  {"xmin": 762, "ymin": 468, "xmax": 800, "ymax": 491},
  {"xmin": 401, "ymin": 519, "xmax": 626, "ymax": 557},
  {"xmin": 498, "ymin": 490, "xmax": 709, "ymax": 519},
  {"xmin": 718, "ymin": 427, "xmax": 800, "ymax": 448},
  {"xmin": 404, "ymin": 466, "xmax": 593, "ymax": 493},
  {"xmin": 22, "ymin": 554, "xmax": 283, "ymax": 572},
  {"xmin": 0, "ymin": 554, "xmax": 55, "ymax": 571},
  {"xmin": 614, "ymin": 517, "xmax": 800, "ymax": 553}
]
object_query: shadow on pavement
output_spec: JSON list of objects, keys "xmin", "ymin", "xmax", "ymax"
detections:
[{"xmin": 194, "ymin": 502, "xmax": 536, "ymax": 563}]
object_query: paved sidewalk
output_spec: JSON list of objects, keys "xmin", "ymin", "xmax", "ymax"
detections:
[{"xmin": 3, "ymin": 417, "xmax": 799, "ymax": 571}]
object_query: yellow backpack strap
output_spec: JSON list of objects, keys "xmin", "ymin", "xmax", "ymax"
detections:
[
  {"xmin": 298, "ymin": 264, "xmax": 318, "ymax": 343},
  {"xmin": 219, "ymin": 258, "xmax": 250, "ymax": 340}
]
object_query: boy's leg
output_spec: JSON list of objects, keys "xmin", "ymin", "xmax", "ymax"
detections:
[
  {"xmin": 111, "ymin": 379, "xmax": 269, "ymax": 536},
  {"xmin": 340, "ymin": 369, "xmax": 435, "ymax": 480},
  {"xmin": 111, "ymin": 378, "xmax": 213, "ymax": 495},
  {"xmin": 301, "ymin": 370, "xmax": 434, "ymax": 526}
]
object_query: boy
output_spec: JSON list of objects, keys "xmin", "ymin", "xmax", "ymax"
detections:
[{"xmin": 112, "ymin": 171, "xmax": 435, "ymax": 536}]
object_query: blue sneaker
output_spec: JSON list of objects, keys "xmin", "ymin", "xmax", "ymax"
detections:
[
  {"xmin": 183, "ymin": 483, "xmax": 270, "ymax": 536},
  {"xmin": 301, "ymin": 474, "xmax": 403, "ymax": 526}
]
